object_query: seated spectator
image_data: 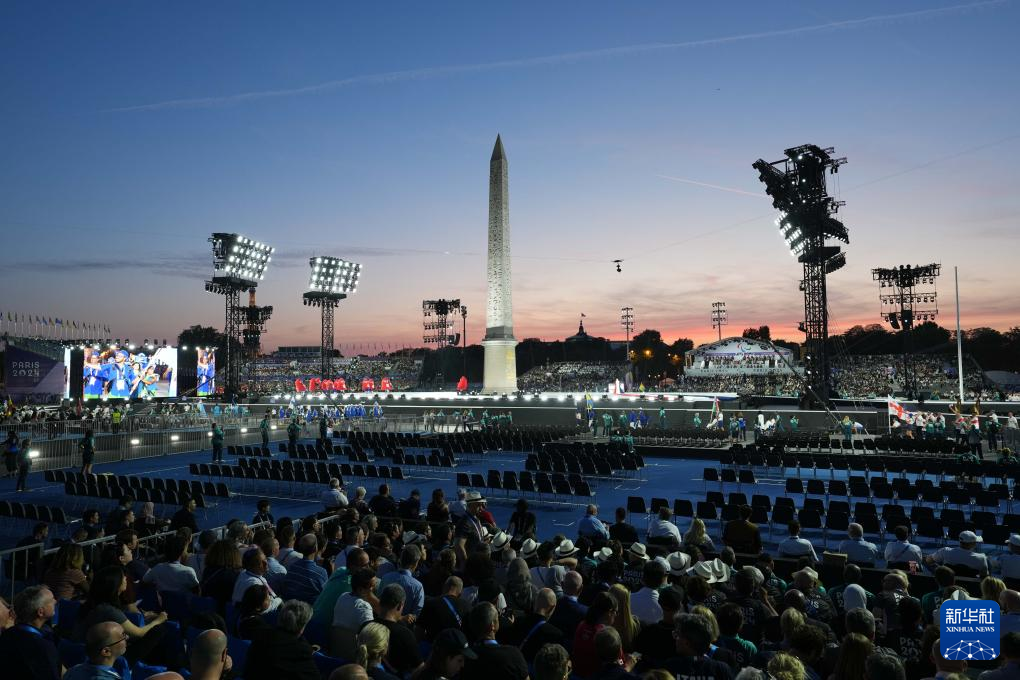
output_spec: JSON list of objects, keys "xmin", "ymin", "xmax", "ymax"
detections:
[
  {"xmin": 189, "ymin": 529, "xmax": 218, "ymax": 579},
  {"xmin": 322, "ymin": 478, "xmax": 349, "ymax": 511},
  {"xmin": 398, "ymin": 489, "xmax": 422, "ymax": 522},
  {"xmin": 983, "ymin": 576, "xmax": 1008, "ymax": 604},
  {"xmin": 590, "ymin": 626, "xmax": 640, "ymax": 680},
  {"xmin": 837, "ymin": 524, "xmax": 880, "ymax": 567},
  {"xmin": 631, "ymin": 559, "xmax": 667, "ymax": 626},
  {"xmin": 647, "ymin": 507, "xmax": 681, "ymax": 546},
  {"xmin": 336, "ymin": 524, "xmax": 367, "ymax": 569},
  {"xmin": 729, "ymin": 566, "xmax": 776, "ymax": 647},
  {"xmin": 245, "ymin": 599, "xmax": 320, "ymax": 680},
  {"xmin": 864, "ymin": 653, "xmax": 905, "ymax": 680},
  {"xmin": 416, "ymin": 628, "xmax": 477, "ymax": 680},
  {"xmin": 788, "ymin": 625, "xmax": 826, "ymax": 680},
  {"xmin": 463, "ymin": 602, "xmax": 529, "ymax": 680},
  {"xmin": 43, "ymin": 543, "xmax": 89, "ymax": 600},
  {"xmin": 716, "ymin": 603, "xmax": 757, "ymax": 670},
  {"xmin": 82, "ymin": 509, "xmax": 104, "ymax": 539},
  {"xmin": 332, "ymin": 568, "xmax": 379, "ymax": 659},
  {"xmin": 683, "ymin": 518, "xmax": 716, "ymax": 554},
  {"xmin": 374, "ymin": 584, "xmax": 423, "ymax": 677},
  {"xmin": 201, "ymin": 539, "xmax": 243, "ymax": 611},
  {"xmin": 64, "ymin": 621, "xmax": 130, "ymax": 680},
  {"xmin": 258, "ymin": 535, "xmax": 287, "ymax": 591},
  {"xmin": 190, "ymin": 628, "xmax": 232, "ymax": 680},
  {"xmin": 313, "ymin": 547, "xmax": 370, "ymax": 628},
  {"xmin": 578, "ymin": 505, "xmax": 611, "ymax": 543},
  {"xmin": 828, "ymin": 632, "xmax": 871, "ymax": 680},
  {"xmin": 426, "ymin": 488, "xmax": 451, "ymax": 524},
  {"xmin": 251, "ymin": 498, "xmax": 275, "ymax": 526},
  {"xmin": 73, "ymin": 566, "xmax": 168, "ymax": 665},
  {"xmin": 134, "ymin": 501, "xmax": 169, "ymax": 538},
  {"xmin": 827, "ymin": 565, "xmax": 875, "ymax": 622},
  {"xmin": 379, "ymin": 545, "xmax": 426, "ymax": 617},
  {"xmin": 925, "ymin": 530, "xmax": 989, "ymax": 577},
  {"xmin": 417, "ymin": 575, "xmax": 469, "ymax": 641},
  {"xmin": 532, "ymin": 542, "xmax": 568, "ymax": 596},
  {"xmin": 503, "ymin": 556, "xmax": 538, "ymax": 615},
  {"xmin": 277, "ymin": 525, "xmax": 300, "ymax": 567},
  {"xmin": 355, "ymin": 621, "xmax": 401, "ymax": 680},
  {"xmin": 143, "ymin": 534, "xmax": 200, "ymax": 593},
  {"xmin": 549, "ymin": 570, "xmax": 588, "ymax": 645},
  {"xmin": 0, "ymin": 585, "xmax": 60, "ymax": 680},
  {"xmin": 662, "ymin": 612, "xmax": 735, "ymax": 680},
  {"xmin": 1002, "ymin": 590, "xmax": 1020, "ymax": 635},
  {"xmin": 170, "ymin": 497, "xmax": 199, "ymax": 533},
  {"xmin": 369, "ymin": 484, "xmax": 398, "ymax": 518},
  {"xmin": 280, "ymin": 533, "xmax": 328, "ymax": 605},
  {"xmin": 883, "ymin": 526, "xmax": 923, "ymax": 567},
  {"xmin": 768, "ymin": 652, "xmax": 807, "ymax": 680},
  {"xmin": 722, "ymin": 505, "xmax": 762, "ymax": 555},
  {"xmin": 920, "ymin": 566, "xmax": 964, "ymax": 624},
  {"xmin": 872, "ymin": 571, "xmax": 915, "ymax": 642},
  {"xmin": 572, "ymin": 592, "xmax": 619, "ymax": 678},
  {"xmin": 506, "ymin": 588, "xmax": 565, "ymax": 662},
  {"xmin": 778, "ymin": 521, "xmax": 818, "ymax": 563},
  {"xmin": 231, "ymin": 548, "xmax": 283, "ymax": 612},
  {"xmin": 237, "ymin": 584, "xmax": 274, "ymax": 640},
  {"xmin": 507, "ymin": 498, "xmax": 537, "ymax": 539},
  {"xmin": 634, "ymin": 587, "xmax": 683, "ymax": 667},
  {"xmin": 608, "ymin": 507, "xmax": 638, "ymax": 545},
  {"xmin": 608, "ymin": 583, "xmax": 641, "ymax": 654}
]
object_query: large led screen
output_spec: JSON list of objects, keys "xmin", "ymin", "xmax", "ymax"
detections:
[
  {"xmin": 82, "ymin": 346, "xmax": 177, "ymax": 399},
  {"xmin": 196, "ymin": 348, "xmax": 216, "ymax": 396}
]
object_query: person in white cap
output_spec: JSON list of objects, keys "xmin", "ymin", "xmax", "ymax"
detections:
[
  {"xmin": 883, "ymin": 525, "xmax": 923, "ymax": 566},
  {"xmin": 837, "ymin": 523, "xmax": 880, "ymax": 567},
  {"xmin": 925, "ymin": 530, "xmax": 989, "ymax": 577},
  {"xmin": 777, "ymin": 520, "xmax": 818, "ymax": 564},
  {"xmin": 997, "ymin": 535, "xmax": 1020, "ymax": 580}
]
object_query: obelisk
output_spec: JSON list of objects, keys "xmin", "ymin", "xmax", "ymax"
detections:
[{"xmin": 482, "ymin": 134, "xmax": 518, "ymax": 394}]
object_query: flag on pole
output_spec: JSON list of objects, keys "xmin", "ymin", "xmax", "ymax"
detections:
[
  {"xmin": 709, "ymin": 396, "xmax": 721, "ymax": 425},
  {"xmin": 887, "ymin": 397, "xmax": 915, "ymax": 423}
]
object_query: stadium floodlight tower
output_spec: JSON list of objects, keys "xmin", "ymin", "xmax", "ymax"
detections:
[
  {"xmin": 753, "ymin": 145, "xmax": 848, "ymax": 407},
  {"xmin": 204, "ymin": 233, "xmax": 274, "ymax": 398},
  {"xmin": 872, "ymin": 263, "xmax": 941, "ymax": 399},
  {"xmin": 303, "ymin": 256, "xmax": 362, "ymax": 380}
]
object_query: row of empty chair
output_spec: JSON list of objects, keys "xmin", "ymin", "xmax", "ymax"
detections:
[{"xmin": 458, "ymin": 469, "xmax": 594, "ymax": 501}]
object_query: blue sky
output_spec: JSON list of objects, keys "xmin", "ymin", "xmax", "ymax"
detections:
[{"xmin": 1, "ymin": 1, "xmax": 1018, "ymax": 351}]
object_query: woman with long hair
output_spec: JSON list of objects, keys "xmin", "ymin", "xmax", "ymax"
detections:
[
  {"xmin": 828, "ymin": 633, "xmax": 872, "ymax": 680},
  {"xmin": 769, "ymin": 652, "xmax": 806, "ymax": 680},
  {"xmin": 504, "ymin": 558, "xmax": 539, "ymax": 616},
  {"xmin": 44, "ymin": 543, "xmax": 90, "ymax": 600},
  {"xmin": 201, "ymin": 539, "xmax": 242, "ymax": 612},
  {"xmin": 608, "ymin": 583, "xmax": 641, "ymax": 653},
  {"xmin": 74, "ymin": 566, "xmax": 168, "ymax": 664},
  {"xmin": 682, "ymin": 518, "xmax": 715, "ymax": 553},
  {"xmin": 572, "ymin": 591, "xmax": 619, "ymax": 678},
  {"xmin": 982, "ymin": 576, "xmax": 1007, "ymax": 605},
  {"xmin": 507, "ymin": 499, "xmax": 537, "ymax": 539},
  {"xmin": 357, "ymin": 621, "xmax": 400, "ymax": 680}
]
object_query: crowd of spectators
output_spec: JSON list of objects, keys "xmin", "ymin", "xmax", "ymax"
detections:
[
  {"xmin": 246, "ymin": 356, "xmax": 423, "ymax": 394},
  {"xmin": 519, "ymin": 363, "xmax": 628, "ymax": 393},
  {"xmin": 10, "ymin": 477, "xmax": 1020, "ymax": 680}
]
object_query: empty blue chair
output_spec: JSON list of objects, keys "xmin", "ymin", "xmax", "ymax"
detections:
[
  {"xmin": 313, "ymin": 651, "xmax": 347, "ymax": 678},
  {"xmin": 58, "ymin": 639, "xmax": 87, "ymax": 668},
  {"xmin": 227, "ymin": 636, "xmax": 251, "ymax": 674}
]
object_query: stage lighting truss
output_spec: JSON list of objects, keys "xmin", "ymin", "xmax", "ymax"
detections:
[
  {"xmin": 208, "ymin": 233, "xmax": 274, "ymax": 287},
  {"xmin": 422, "ymin": 299, "xmax": 461, "ymax": 347},
  {"xmin": 308, "ymin": 256, "xmax": 361, "ymax": 296},
  {"xmin": 873, "ymin": 263, "xmax": 941, "ymax": 325}
]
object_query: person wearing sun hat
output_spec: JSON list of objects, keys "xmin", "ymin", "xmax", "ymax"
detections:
[
  {"xmin": 454, "ymin": 491, "xmax": 489, "ymax": 565},
  {"xmin": 619, "ymin": 543, "xmax": 650, "ymax": 591},
  {"xmin": 925, "ymin": 529, "xmax": 990, "ymax": 577},
  {"xmin": 519, "ymin": 538, "xmax": 540, "ymax": 564},
  {"xmin": 1000, "ymin": 534, "xmax": 1020, "ymax": 580}
]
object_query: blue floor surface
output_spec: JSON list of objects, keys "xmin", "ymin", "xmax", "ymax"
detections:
[{"xmin": 0, "ymin": 436, "xmax": 1007, "ymax": 564}]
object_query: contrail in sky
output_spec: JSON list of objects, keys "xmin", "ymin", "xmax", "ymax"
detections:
[
  {"xmin": 656, "ymin": 175, "xmax": 766, "ymax": 198},
  {"xmin": 106, "ymin": 1, "xmax": 1003, "ymax": 113}
]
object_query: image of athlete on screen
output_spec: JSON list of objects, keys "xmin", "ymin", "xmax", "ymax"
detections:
[
  {"xmin": 83, "ymin": 349, "xmax": 106, "ymax": 399},
  {"xmin": 106, "ymin": 350, "xmax": 136, "ymax": 398},
  {"xmin": 197, "ymin": 349, "xmax": 215, "ymax": 396}
]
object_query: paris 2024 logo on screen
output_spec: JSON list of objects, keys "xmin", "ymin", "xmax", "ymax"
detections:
[{"xmin": 939, "ymin": 600, "xmax": 999, "ymax": 661}]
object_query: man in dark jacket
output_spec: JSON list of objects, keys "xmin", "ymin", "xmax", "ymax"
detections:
[
  {"xmin": 462, "ymin": 602, "xmax": 529, "ymax": 680},
  {"xmin": 0, "ymin": 585, "xmax": 60, "ymax": 680}
]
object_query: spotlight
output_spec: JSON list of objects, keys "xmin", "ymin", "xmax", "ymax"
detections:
[
  {"xmin": 171, "ymin": 435, "xmax": 180, "ymax": 441},
  {"xmin": 130, "ymin": 438, "xmax": 140, "ymax": 445}
]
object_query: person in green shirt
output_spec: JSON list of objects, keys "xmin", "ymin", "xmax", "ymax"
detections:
[
  {"xmin": 693, "ymin": 412, "xmax": 702, "ymax": 429},
  {"xmin": 789, "ymin": 415, "xmax": 799, "ymax": 432},
  {"xmin": 715, "ymin": 604, "xmax": 758, "ymax": 668},
  {"xmin": 658, "ymin": 408, "xmax": 667, "ymax": 430},
  {"xmin": 311, "ymin": 546, "xmax": 369, "ymax": 628},
  {"xmin": 602, "ymin": 412, "xmax": 613, "ymax": 437},
  {"xmin": 260, "ymin": 414, "xmax": 270, "ymax": 447},
  {"xmin": 506, "ymin": 410, "xmax": 513, "ymax": 425},
  {"xmin": 618, "ymin": 411, "xmax": 628, "ymax": 429},
  {"xmin": 211, "ymin": 422, "xmax": 225, "ymax": 462}
]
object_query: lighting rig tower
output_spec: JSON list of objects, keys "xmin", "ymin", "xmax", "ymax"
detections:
[
  {"xmin": 241, "ymin": 289, "xmax": 273, "ymax": 393},
  {"xmin": 711, "ymin": 302, "xmax": 727, "ymax": 341},
  {"xmin": 872, "ymin": 263, "xmax": 940, "ymax": 398},
  {"xmin": 205, "ymin": 233, "xmax": 274, "ymax": 398},
  {"xmin": 620, "ymin": 307, "xmax": 635, "ymax": 363},
  {"xmin": 460, "ymin": 304, "xmax": 468, "ymax": 377},
  {"xmin": 754, "ymin": 144, "xmax": 848, "ymax": 406},
  {"xmin": 422, "ymin": 299, "xmax": 461, "ymax": 348},
  {"xmin": 303, "ymin": 257, "xmax": 362, "ymax": 379}
]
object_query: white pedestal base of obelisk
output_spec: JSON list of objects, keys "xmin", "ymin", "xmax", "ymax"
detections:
[{"xmin": 482, "ymin": 339, "xmax": 518, "ymax": 394}]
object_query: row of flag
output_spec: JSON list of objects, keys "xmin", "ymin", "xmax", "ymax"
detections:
[{"xmin": 1, "ymin": 313, "xmax": 110, "ymax": 334}]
